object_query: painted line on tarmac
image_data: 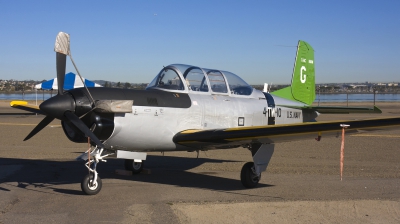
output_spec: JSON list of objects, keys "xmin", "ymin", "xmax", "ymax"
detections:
[
  {"xmin": 351, "ymin": 134, "xmax": 400, "ymax": 138},
  {"xmin": 0, "ymin": 122, "xmax": 61, "ymax": 127}
]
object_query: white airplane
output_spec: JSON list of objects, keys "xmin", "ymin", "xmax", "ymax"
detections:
[{"xmin": 11, "ymin": 32, "xmax": 399, "ymax": 195}]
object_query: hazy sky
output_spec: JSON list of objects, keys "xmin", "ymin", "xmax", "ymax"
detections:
[{"xmin": 1, "ymin": 1, "xmax": 399, "ymax": 84}]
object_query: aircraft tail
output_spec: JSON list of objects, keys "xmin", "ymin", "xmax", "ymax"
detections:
[{"xmin": 271, "ymin": 40, "xmax": 315, "ymax": 105}]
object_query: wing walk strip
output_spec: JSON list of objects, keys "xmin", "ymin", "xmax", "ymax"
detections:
[{"xmin": 173, "ymin": 117, "xmax": 400, "ymax": 144}]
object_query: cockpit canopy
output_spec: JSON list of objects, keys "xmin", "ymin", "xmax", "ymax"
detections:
[{"xmin": 146, "ymin": 64, "xmax": 253, "ymax": 96}]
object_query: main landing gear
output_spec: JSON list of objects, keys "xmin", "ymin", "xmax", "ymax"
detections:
[
  {"xmin": 241, "ymin": 162, "xmax": 260, "ymax": 188},
  {"xmin": 240, "ymin": 143, "xmax": 275, "ymax": 188},
  {"xmin": 124, "ymin": 159, "xmax": 144, "ymax": 174}
]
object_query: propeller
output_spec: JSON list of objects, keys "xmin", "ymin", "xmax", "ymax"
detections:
[
  {"xmin": 54, "ymin": 31, "xmax": 70, "ymax": 95},
  {"xmin": 24, "ymin": 116, "xmax": 54, "ymax": 141},
  {"xmin": 24, "ymin": 32, "xmax": 104, "ymax": 148},
  {"xmin": 56, "ymin": 53, "xmax": 67, "ymax": 95}
]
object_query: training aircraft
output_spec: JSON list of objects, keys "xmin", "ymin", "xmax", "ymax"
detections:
[{"xmin": 11, "ymin": 32, "xmax": 400, "ymax": 195}]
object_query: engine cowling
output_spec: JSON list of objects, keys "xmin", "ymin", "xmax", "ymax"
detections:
[{"xmin": 61, "ymin": 89, "xmax": 115, "ymax": 144}]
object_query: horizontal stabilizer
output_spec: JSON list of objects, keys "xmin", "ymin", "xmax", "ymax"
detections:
[{"xmin": 278, "ymin": 105, "xmax": 382, "ymax": 114}]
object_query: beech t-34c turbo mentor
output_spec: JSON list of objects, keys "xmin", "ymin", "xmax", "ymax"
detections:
[{"xmin": 11, "ymin": 32, "xmax": 400, "ymax": 195}]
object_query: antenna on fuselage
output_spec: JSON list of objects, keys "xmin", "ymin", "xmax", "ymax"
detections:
[
  {"xmin": 263, "ymin": 83, "xmax": 273, "ymax": 93},
  {"xmin": 263, "ymin": 83, "xmax": 268, "ymax": 93}
]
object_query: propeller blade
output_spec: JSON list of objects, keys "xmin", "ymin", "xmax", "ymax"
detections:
[
  {"xmin": 64, "ymin": 111, "xmax": 104, "ymax": 148},
  {"xmin": 24, "ymin": 116, "xmax": 55, "ymax": 141},
  {"xmin": 56, "ymin": 52, "xmax": 67, "ymax": 95},
  {"xmin": 54, "ymin": 32, "xmax": 70, "ymax": 95}
]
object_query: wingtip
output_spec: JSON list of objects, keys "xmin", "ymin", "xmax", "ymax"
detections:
[
  {"xmin": 10, "ymin": 100, "xmax": 28, "ymax": 107},
  {"xmin": 373, "ymin": 106, "xmax": 382, "ymax": 113}
]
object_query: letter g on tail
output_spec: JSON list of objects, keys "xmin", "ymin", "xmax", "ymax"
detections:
[{"xmin": 300, "ymin": 66, "xmax": 306, "ymax": 83}]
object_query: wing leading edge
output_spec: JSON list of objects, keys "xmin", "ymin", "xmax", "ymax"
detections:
[{"xmin": 173, "ymin": 117, "xmax": 400, "ymax": 149}]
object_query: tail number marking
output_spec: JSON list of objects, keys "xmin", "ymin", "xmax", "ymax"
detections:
[
  {"xmin": 276, "ymin": 108, "xmax": 281, "ymax": 117},
  {"xmin": 300, "ymin": 66, "xmax": 306, "ymax": 83}
]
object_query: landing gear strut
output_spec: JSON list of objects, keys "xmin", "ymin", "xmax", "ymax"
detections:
[{"xmin": 240, "ymin": 144, "xmax": 275, "ymax": 188}]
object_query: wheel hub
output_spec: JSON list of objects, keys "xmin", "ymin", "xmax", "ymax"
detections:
[
  {"xmin": 133, "ymin": 162, "xmax": 141, "ymax": 170},
  {"xmin": 88, "ymin": 179, "xmax": 98, "ymax": 190}
]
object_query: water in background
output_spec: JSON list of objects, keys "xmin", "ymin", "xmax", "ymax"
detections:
[
  {"xmin": 0, "ymin": 93, "xmax": 53, "ymax": 100},
  {"xmin": 1, "ymin": 92, "xmax": 400, "ymax": 102}
]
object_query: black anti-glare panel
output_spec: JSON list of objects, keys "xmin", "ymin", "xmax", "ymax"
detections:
[{"xmin": 68, "ymin": 88, "xmax": 191, "ymax": 109}]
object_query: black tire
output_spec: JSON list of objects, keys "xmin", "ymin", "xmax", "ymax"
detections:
[
  {"xmin": 124, "ymin": 159, "xmax": 144, "ymax": 174},
  {"xmin": 81, "ymin": 173, "xmax": 102, "ymax": 195},
  {"xmin": 240, "ymin": 162, "xmax": 260, "ymax": 188}
]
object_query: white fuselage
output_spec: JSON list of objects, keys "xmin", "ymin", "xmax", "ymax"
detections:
[{"xmin": 103, "ymin": 89, "xmax": 309, "ymax": 152}]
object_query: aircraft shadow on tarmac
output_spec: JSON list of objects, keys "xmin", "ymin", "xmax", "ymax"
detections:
[{"xmin": 0, "ymin": 155, "xmax": 273, "ymax": 195}]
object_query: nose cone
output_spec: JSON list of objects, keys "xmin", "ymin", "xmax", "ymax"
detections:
[{"xmin": 40, "ymin": 94, "xmax": 75, "ymax": 119}]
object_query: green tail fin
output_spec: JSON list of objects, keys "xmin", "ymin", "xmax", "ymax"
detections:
[{"xmin": 272, "ymin": 40, "xmax": 315, "ymax": 105}]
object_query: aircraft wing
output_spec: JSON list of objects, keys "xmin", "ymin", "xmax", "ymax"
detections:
[
  {"xmin": 10, "ymin": 101, "xmax": 44, "ymax": 115},
  {"xmin": 173, "ymin": 117, "xmax": 400, "ymax": 149},
  {"xmin": 279, "ymin": 105, "xmax": 382, "ymax": 114}
]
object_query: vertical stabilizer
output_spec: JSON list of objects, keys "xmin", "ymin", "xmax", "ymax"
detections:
[
  {"xmin": 291, "ymin": 40, "xmax": 315, "ymax": 105},
  {"xmin": 271, "ymin": 40, "xmax": 315, "ymax": 105}
]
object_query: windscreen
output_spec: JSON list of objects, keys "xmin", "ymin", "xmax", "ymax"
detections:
[{"xmin": 147, "ymin": 68, "xmax": 184, "ymax": 90}]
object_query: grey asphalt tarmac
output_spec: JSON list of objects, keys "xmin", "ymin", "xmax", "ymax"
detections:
[{"xmin": 0, "ymin": 101, "xmax": 399, "ymax": 223}]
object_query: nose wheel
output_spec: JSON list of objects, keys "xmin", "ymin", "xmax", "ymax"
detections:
[{"xmin": 81, "ymin": 173, "xmax": 102, "ymax": 195}]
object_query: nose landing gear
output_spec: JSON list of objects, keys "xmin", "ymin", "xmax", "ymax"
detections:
[{"xmin": 78, "ymin": 147, "xmax": 113, "ymax": 195}]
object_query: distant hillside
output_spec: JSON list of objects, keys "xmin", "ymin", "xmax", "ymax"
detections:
[{"xmin": 92, "ymin": 80, "xmax": 108, "ymax": 85}]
